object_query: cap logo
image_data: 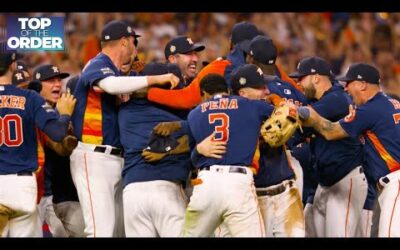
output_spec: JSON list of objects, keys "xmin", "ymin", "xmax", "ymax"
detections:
[
  {"xmin": 17, "ymin": 65, "xmax": 23, "ymax": 70},
  {"xmin": 52, "ymin": 66, "xmax": 59, "ymax": 73},
  {"xmin": 127, "ymin": 26, "xmax": 132, "ymax": 33},
  {"xmin": 35, "ymin": 72, "xmax": 41, "ymax": 80},
  {"xmin": 357, "ymin": 75, "xmax": 362, "ymax": 79},
  {"xmin": 257, "ymin": 67, "xmax": 264, "ymax": 76},
  {"xmin": 105, "ymin": 35, "xmax": 110, "ymax": 40},
  {"xmin": 186, "ymin": 38, "xmax": 194, "ymax": 45},
  {"xmin": 311, "ymin": 68, "xmax": 316, "ymax": 73},
  {"xmin": 268, "ymin": 60, "xmax": 274, "ymax": 64},
  {"xmin": 11, "ymin": 53, "xmax": 16, "ymax": 60},
  {"xmin": 170, "ymin": 45, "xmax": 176, "ymax": 53},
  {"xmin": 250, "ymin": 50, "xmax": 254, "ymax": 55},
  {"xmin": 15, "ymin": 73, "xmax": 23, "ymax": 80},
  {"xmin": 239, "ymin": 77, "xmax": 247, "ymax": 85}
]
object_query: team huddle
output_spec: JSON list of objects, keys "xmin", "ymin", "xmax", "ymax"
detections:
[{"xmin": 0, "ymin": 19, "xmax": 400, "ymax": 238}]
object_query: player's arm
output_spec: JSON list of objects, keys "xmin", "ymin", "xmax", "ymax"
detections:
[
  {"xmin": 96, "ymin": 73, "xmax": 179, "ymax": 95},
  {"xmin": 195, "ymin": 132, "xmax": 227, "ymax": 159},
  {"xmin": 142, "ymin": 135, "xmax": 190, "ymax": 162},
  {"xmin": 147, "ymin": 59, "xmax": 231, "ymax": 109},
  {"xmin": 298, "ymin": 106, "xmax": 349, "ymax": 140}
]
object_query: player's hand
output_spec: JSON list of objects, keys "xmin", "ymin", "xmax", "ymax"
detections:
[
  {"xmin": 56, "ymin": 88, "xmax": 76, "ymax": 116},
  {"xmin": 141, "ymin": 150, "xmax": 167, "ymax": 162},
  {"xmin": 153, "ymin": 121, "xmax": 182, "ymax": 136},
  {"xmin": 62, "ymin": 135, "xmax": 78, "ymax": 153},
  {"xmin": 132, "ymin": 60, "xmax": 146, "ymax": 73},
  {"xmin": 148, "ymin": 73, "xmax": 180, "ymax": 89},
  {"xmin": 197, "ymin": 132, "xmax": 227, "ymax": 159}
]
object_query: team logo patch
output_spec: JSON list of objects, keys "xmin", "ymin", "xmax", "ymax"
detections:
[
  {"xmin": 170, "ymin": 45, "xmax": 176, "ymax": 53},
  {"xmin": 104, "ymin": 35, "xmax": 110, "ymax": 40},
  {"xmin": 239, "ymin": 77, "xmax": 246, "ymax": 85},
  {"xmin": 357, "ymin": 75, "xmax": 363, "ymax": 79},
  {"xmin": 15, "ymin": 73, "xmax": 23, "ymax": 80},
  {"xmin": 35, "ymin": 72, "xmax": 41, "ymax": 79},
  {"xmin": 250, "ymin": 50, "xmax": 254, "ymax": 55},
  {"xmin": 311, "ymin": 68, "xmax": 316, "ymax": 73},
  {"xmin": 127, "ymin": 26, "xmax": 132, "ymax": 33},
  {"xmin": 257, "ymin": 67, "xmax": 263, "ymax": 75},
  {"xmin": 186, "ymin": 38, "xmax": 194, "ymax": 45},
  {"xmin": 52, "ymin": 66, "xmax": 59, "ymax": 73}
]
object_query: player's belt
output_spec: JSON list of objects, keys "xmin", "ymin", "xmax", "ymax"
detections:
[
  {"xmin": 256, "ymin": 180, "xmax": 294, "ymax": 197},
  {"xmin": 94, "ymin": 146, "xmax": 122, "ymax": 156},
  {"xmin": 201, "ymin": 166, "xmax": 248, "ymax": 175},
  {"xmin": 16, "ymin": 171, "xmax": 33, "ymax": 176}
]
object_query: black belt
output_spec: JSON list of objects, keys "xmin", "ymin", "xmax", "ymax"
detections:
[
  {"xmin": 17, "ymin": 171, "xmax": 33, "ymax": 176},
  {"xmin": 94, "ymin": 146, "xmax": 122, "ymax": 156},
  {"xmin": 201, "ymin": 166, "xmax": 248, "ymax": 175},
  {"xmin": 257, "ymin": 180, "xmax": 294, "ymax": 197}
]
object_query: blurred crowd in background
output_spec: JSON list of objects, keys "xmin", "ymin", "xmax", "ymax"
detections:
[{"xmin": 1, "ymin": 12, "xmax": 399, "ymax": 90}]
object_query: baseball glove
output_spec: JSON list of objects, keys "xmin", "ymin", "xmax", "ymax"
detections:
[{"xmin": 260, "ymin": 102, "xmax": 301, "ymax": 147}]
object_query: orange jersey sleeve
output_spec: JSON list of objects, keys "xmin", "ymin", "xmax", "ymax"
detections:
[
  {"xmin": 276, "ymin": 63, "xmax": 304, "ymax": 93},
  {"xmin": 147, "ymin": 59, "xmax": 231, "ymax": 110}
]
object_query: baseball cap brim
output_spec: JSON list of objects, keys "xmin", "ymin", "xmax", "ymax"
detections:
[
  {"xmin": 288, "ymin": 71, "xmax": 308, "ymax": 79},
  {"xmin": 181, "ymin": 44, "xmax": 205, "ymax": 54},
  {"xmin": 41, "ymin": 72, "xmax": 70, "ymax": 81},
  {"xmin": 335, "ymin": 75, "xmax": 353, "ymax": 82}
]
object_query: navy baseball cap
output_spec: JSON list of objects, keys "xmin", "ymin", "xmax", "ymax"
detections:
[
  {"xmin": 0, "ymin": 41, "xmax": 23, "ymax": 74},
  {"xmin": 336, "ymin": 63, "xmax": 381, "ymax": 85},
  {"xmin": 12, "ymin": 70, "xmax": 28, "ymax": 86},
  {"xmin": 101, "ymin": 20, "xmax": 141, "ymax": 42},
  {"xmin": 164, "ymin": 36, "xmax": 205, "ymax": 59},
  {"xmin": 231, "ymin": 21, "xmax": 260, "ymax": 51},
  {"xmin": 231, "ymin": 64, "xmax": 267, "ymax": 92},
  {"xmin": 33, "ymin": 64, "xmax": 70, "ymax": 81},
  {"xmin": 289, "ymin": 56, "xmax": 333, "ymax": 79},
  {"xmin": 27, "ymin": 80, "xmax": 42, "ymax": 93},
  {"xmin": 145, "ymin": 132, "xmax": 179, "ymax": 154},
  {"xmin": 243, "ymin": 35, "xmax": 277, "ymax": 65}
]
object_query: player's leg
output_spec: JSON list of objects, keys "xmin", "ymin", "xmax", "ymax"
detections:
[
  {"xmin": 257, "ymin": 193, "xmax": 274, "ymax": 237},
  {"xmin": 325, "ymin": 167, "xmax": 367, "ymax": 237},
  {"xmin": 312, "ymin": 185, "xmax": 326, "ymax": 237},
  {"xmin": 182, "ymin": 170, "xmax": 224, "ymax": 237},
  {"xmin": 53, "ymin": 201, "xmax": 85, "ymax": 237},
  {"xmin": 273, "ymin": 183, "xmax": 305, "ymax": 237},
  {"xmin": 40, "ymin": 195, "xmax": 68, "ymax": 237},
  {"xmin": 287, "ymin": 150, "xmax": 303, "ymax": 201},
  {"xmin": 377, "ymin": 178, "xmax": 400, "ymax": 237},
  {"xmin": 304, "ymin": 203, "xmax": 317, "ymax": 237},
  {"xmin": 70, "ymin": 147, "xmax": 123, "ymax": 237},
  {"xmin": 154, "ymin": 181, "xmax": 188, "ymax": 237},
  {"xmin": 123, "ymin": 182, "xmax": 157, "ymax": 237},
  {"xmin": 214, "ymin": 223, "xmax": 231, "ymax": 237},
  {"xmin": 224, "ymin": 172, "xmax": 265, "ymax": 237},
  {"xmin": 370, "ymin": 199, "xmax": 380, "ymax": 237},
  {"xmin": 8, "ymin": 206, "xmax": 42, "ymax": 237},
  {"xmin": 355, "ymin": 209, "xmax": 373, "ymax": 237}
]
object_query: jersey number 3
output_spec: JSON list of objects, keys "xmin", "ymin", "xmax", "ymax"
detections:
[
  {"xmin": 0, "ymin": 114, "xmax": 24, "ymax": 147},
  {"xmin": 208, "ymin": 113, "xmax": 230, "ymax": 142}
]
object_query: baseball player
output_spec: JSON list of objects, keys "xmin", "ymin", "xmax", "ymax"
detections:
[
  {"xmin": 165, "ymin": 35, "xmax": 205, "ymax": 86},
  {"xmin": 146, "ymin": 21, "xmax": 295, "ymax": 110},
  {"xmin": 183, "ymin": 67, "xmax": 275, "ymax": 237},
  {"xmin": 119, "ymin": 62, "xmax": 191, "ymax": 237},
  {"xmin": 70, "ymin": 20, "xmax": 179, "ymax": 237},
  {"xmin": 30, "ymin": 65, "xmax": 85, "ymax": 237},
  {"xmin": 291, "ymin": 58, "xmax": 370, "ymax": 237},
  {"xmin": 300, "ymin": 63, "xmax": 400, "ymax": 237},
  {"xmin": 0, "ymin": 42, "xmax": 76, "ymax": 237}
]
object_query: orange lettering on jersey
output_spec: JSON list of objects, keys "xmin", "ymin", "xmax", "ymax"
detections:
[
  {"xmin": 219, "ymin": 98, "xmax": 229, "ymax": 109},
  {"xmin": 0, "ymin": 95, "xmax": 26, "ymax": 110},
  {"xmin": 209, "ymin": 101, "xmax": 219, "ymax": 110},
  {"xmin": 366, "ymin": 130, "xmax": 400, "ymax": 172},
  {"xmin": 228, "ymin": 99, "xmax": 238, "ymax": 109},
  {"xmin": 201, "ymin": 102, "xmax": 209, "ymax": 113}
]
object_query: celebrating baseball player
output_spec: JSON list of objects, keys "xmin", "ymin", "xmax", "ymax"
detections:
[{"xmin": 297, "ymin": 62, "xmax": 400, "ymax": 237}]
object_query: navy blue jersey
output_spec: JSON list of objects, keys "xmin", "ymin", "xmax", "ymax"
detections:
[
  {"xmin": 0, "ymin": 85, "xmax": 59, "ymax": 174},
  {"xmin": 310, "ymin": 86, "xmax": 363, "ymax": 186},
  {"xmin": 188, "ymin": 95, "xmax": 273, "ymax": 168},
  {"xmin": 225, "ymin": 45, "xmax": 246, "ymax": 89},
  {"xmin": 72, "ymin": 52, "xmax": 120, "ymax": 147},
  {"xmin": 43, "ymin": 145, "xmax": 79, "ymax": 203},
  {"xmin": 339, "ymin": 93, "xmax": 400, "ymax": 184},
  {"xmin": 119, "ymin": 98, "xmax": 191, "ymax": 188},
  {"xmin": 254, "ymin": 144, "xmax": 295, "ymax": 187}
]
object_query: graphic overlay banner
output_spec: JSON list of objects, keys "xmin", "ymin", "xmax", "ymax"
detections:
[{"xmin": 6, "ymin": 16, "xmax": 65, "ymax": 51}]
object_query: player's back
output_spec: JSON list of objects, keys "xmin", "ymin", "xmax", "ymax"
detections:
[
  {"xmin": 0, "ymin": 85, "xmax": 57, "ymax": 174},
  {"xmin": 188, "ymin": 95, "xmax": 273, "ymax": 168}
]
